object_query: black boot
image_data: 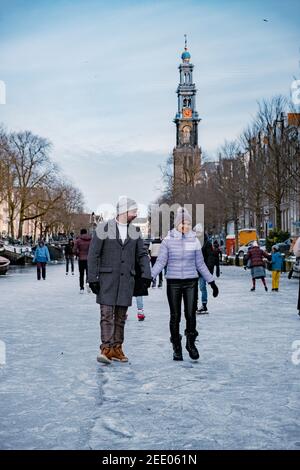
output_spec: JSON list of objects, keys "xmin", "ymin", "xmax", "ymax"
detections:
[
  {"xmin": 186, "ymin": 333, "xmax": 199, "ymax": 360},
  {"xmin": 170, "ymin": 335, "xmax": 183, "ymax": 361},
  {"xmin": 196, "ymin": 303, "xmax": 208, "ymax": 314}
]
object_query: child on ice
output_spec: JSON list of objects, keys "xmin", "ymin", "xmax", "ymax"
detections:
[{"xmin": 271, "ymin": 246, "xmax": 284, "ymax": 292}]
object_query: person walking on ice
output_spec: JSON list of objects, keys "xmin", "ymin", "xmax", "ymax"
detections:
[
  {"xmin": 244, "ymin": 240, "xmax": 271, "ymax": 292},
  {"xmin": 88, "ymin": 196, "xmax": 152, "ymax": 364},
  {"xmin": 33, "ymin": 240, "xmax": 51, "ymax": 280},
  {"xmin": 65, "ymin": 238, "xmax": 75, "ymax": 276},
  {"xmin": 151, "ymin": 207, "xmax": 219, "ymax": 362},
  {"xmin": 74, "ymin": 228, "xmax": 92, "ymax": 293}
]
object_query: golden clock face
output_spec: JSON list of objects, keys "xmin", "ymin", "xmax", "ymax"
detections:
[{"xmin": 182, "ymin": 108, "xmax": 192, "ymax": 118}]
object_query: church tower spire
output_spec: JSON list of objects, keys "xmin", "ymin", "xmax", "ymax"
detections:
[{"xmin": 173, "ymin": 37, "xmax": 201, "ymax": 189}]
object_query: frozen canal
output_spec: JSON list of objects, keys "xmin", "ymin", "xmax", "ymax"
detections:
[{"xmin": 0, "ymin": 263, "xmax": 300, "ymax": 450}]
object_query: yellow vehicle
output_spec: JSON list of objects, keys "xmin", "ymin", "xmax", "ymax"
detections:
[
  {"xmin": 238, "ymin": 229, "xmax": 258, "ymax": 247},
  {"xmin": 238, "ymin": 229, "xmax": 258, "ymax": 255}
]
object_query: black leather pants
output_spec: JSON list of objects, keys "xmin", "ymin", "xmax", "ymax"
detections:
[{"xmin": 167, "ymin": 278, "xmax": 198, "ymax": 343}]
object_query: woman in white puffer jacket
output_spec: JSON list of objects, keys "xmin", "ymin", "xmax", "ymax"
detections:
[{"xmin": 151, "ymin": 207, "xmax": 219, "ymax": 361}]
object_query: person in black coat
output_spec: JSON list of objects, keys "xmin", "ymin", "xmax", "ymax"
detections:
[
  {"xmin": 196, "ymin": 234, "xmax": 221, "ymax": 314},
  {"xmin": 64, "ymin": 239, "xmax": 75, "ymax": 275},
  {"xmin": 212, "ymin": 240, "xmax": 222, "ymax": 278}
]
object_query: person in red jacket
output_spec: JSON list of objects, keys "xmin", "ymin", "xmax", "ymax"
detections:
[
  {"xmin": 74, "ymin": 228, "xmax": 92, "ymax": 293},
  {"xmin": 245, "ymin": 241, "xmax": 271, "ymax": 292}
]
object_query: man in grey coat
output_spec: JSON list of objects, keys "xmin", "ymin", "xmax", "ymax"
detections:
[{"xmin": 88, "ymin": 196, "xmax": 152, "ymax": 364}]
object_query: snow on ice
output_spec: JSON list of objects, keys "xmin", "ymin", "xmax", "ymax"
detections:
[{"xmin": 0, "ymin": 263, "xmax": 300, "ymax": 450}]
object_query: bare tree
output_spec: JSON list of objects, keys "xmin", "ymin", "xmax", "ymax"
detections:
[
  {"xmin": 240, "ymin": 125, "xmax": 266, "ymax": 236},
  {"xmin": 255, "ymin": 95, "xmax": 294, "ymax": 230},
  {"xmin": 29, "ymin": 182, "xmax": 84, "ymax": 240},
  {"xmin": 8, "ymin": 130, "xmax": 59, "ymax": 238},
  {"xmin": 279, "ymin": 104, "xmax": 300, "ymax": 200},
  {"xmin": 157, "ymin": 94, "xmax": 300, "ymax": 239},
  {"xmin": 0, "ymin": 127, "xmax": 19, "ymax": 237},
  {"xmin": 215, "ymin": 141, "xmax": 247, "ymax": 250},
  {"xmin": 0, "ymin": 127, "xmax": 8, "ymax": 204}
]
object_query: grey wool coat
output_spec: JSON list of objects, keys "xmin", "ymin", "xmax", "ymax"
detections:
[{"xmin": 87, "ymin": 219, "xmax": 152, "ymax": 307}]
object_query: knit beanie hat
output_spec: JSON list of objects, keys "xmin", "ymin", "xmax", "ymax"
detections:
[
  {"xmin": 116, "ymin": 196, "xmax": 138, "ymax": 215},
  {"xmin": 174, "ymin": 207, "xmax": 192, "ymax": 227}
]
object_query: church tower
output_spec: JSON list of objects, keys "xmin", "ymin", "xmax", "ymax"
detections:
[{"xmin": 173, "ymin": 36, "xmax": 201, "ymax": 189}]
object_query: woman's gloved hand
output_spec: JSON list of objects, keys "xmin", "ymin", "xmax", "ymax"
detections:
[{"xmin": 209, "ymin": 280, "xmax": 219, "ymax": 298}]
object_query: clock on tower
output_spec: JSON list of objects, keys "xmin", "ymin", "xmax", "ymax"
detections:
[{"xmin": 182, "ymin": 108, "xmax": 192, "ymax": 118}]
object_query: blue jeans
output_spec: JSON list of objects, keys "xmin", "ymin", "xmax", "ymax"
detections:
[
  {"xmin": 136, "ymin": 296, "xmax": 144, "ymax": 310},
  {"xmin": 199, "ymin": 276, "xmax": 208, "ymax": 304}
]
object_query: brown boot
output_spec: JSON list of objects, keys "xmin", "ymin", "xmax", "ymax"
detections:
[
  {"xmin": 110, "ymin": 344, "xmax": 128, "ymax": 362},
  {"xmin": 97, "ymin": 346, "xmax": 113, "ymax": 364}
]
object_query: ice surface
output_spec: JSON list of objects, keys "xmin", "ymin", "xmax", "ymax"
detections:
[{"xmin": 0, "ymin": 264, "xmax": 299, "ymax": 449}]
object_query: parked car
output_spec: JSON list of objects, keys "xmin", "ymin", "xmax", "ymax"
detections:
[{"xmin": 238, "ymin": 241, "xmax": 254, "ymax": 257}]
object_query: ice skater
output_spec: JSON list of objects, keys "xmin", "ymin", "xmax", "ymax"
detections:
[
  {"xmin": 132, "ymin": 247, "xmax": 151, "ymax": 321},
  {"xmin": 245, "ymin": 241, "xmax": 271, "ymax": 292},
  {"xmin": 135, "ymin": 297, "xmax": 145, "ymax": 321},
  {"xmin": 271, "ymin": 245, "xmax": 284, "ymax": 291},
  {"xmin": 74, "ymin": 228, "xmax": 92, "ymax": 293},
  {"xmin": 65, "ymin": 238, "xmax": 75, "ymax": 275},
  {"xmin": 195, "ymin": 232, "xmax": 221, "ymax": 315},
  {"xmin": 149, "ymin": 237, "xmax": 163, "ymax": 288},
  {"xmin": 151, "ymin": 207, "xmax": 219, "ymax": 362},
  {"xmin": 33, "ymin": 240, "xmax": 51, "ymax": 280}
]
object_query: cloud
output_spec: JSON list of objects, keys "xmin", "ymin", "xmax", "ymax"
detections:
[{"xmin": 0, "ymin": 0, "xmax": 299, "ymax": 208}]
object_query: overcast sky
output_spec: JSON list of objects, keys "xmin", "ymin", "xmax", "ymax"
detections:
[{"xmin": 0, "ymin": 0, "xmax": 299, "ymax": 212}]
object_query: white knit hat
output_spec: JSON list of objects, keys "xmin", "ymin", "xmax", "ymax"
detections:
[
  {"xmin": 174, "ymin": 207, "xmax": 192, "ymax": 227},
  {"xmin": 116, "ymin": 196, "xmax": 138, "ymax": 215}
]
